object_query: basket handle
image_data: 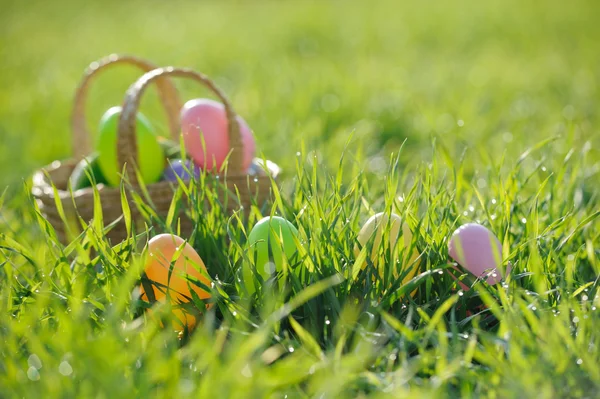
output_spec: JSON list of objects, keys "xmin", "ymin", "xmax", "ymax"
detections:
[
  {"xmin": 117, "ymin": 67, "xmax": 244, "ymax": 187},
  {"xmin": 71, "ymin": 54, "xmax": 182, "ymax": 159}
]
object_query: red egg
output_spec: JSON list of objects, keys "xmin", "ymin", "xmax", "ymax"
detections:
[
  {"xmin": 140, "ymin": 234, "xmax": 211, "ymax": 330},
  {"xmin": 180, "ymin": 98, "xmax": 255, "ymax": 171}
]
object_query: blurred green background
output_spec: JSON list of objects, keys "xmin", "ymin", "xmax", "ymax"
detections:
[{"xmin": 1, "ymin": 0, "xmax": 599, "ymax": 189}]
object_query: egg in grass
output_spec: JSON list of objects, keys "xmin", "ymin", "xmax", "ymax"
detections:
[
  {"xmin": 354, "ymin": 212, "xmax": 420, "ymax": 294},
  {"xmin": 140, "ymin": 234, "xmax": 212, "ymax": 331},
  {"xmin": 448, "ymin": 223, "xmax": 511, "ymax": 285},
  {"xmin": 243, "ymin": 216, "xmax": 300, "ymax": 295}
]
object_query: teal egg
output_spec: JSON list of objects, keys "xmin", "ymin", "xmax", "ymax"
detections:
[{"xmin": 69, "ymin": 152, "xmax": 108, "ymax": 190}]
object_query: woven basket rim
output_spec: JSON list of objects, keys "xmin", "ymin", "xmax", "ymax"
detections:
[{"xmin": 31, "ymin": 157, "xmax": 281, "ymax": 200}]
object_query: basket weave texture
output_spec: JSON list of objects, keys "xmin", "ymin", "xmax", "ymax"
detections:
[{"xmin": 32, "ymin": 55, "xmax": 278, "ymax": 244}]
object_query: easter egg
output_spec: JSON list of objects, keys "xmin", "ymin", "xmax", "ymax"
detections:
[
  {"xmin": 180, "ymin": 98, "xmax": 255, "ymax": 171},
  {"xmin": 96, "ymin": 106, "xmax": 164, "ymax": 186},
  {"xmin": 246, "ymin": 161, "xmax": 266, "ymax": 177},
  {"xmin": 243, "ymin": 216, "xmax": 299, "ymax": 293},
  {"xmin": 247, "ymin": 158, "xmax": 281, "ymax": 177},
  {"xmin": 354, "ymin": 212, "xmax": 420, "ymax": 288},
  {"xmin": 69, "ymin": 152, "xmax": 108, "ymax": 190},
  {"xmin": 162, "ymin": 159, "xmax": 201, "ymax": 182},
  {"xmin": 140, "ymin": 234, "xmax": 211, "ymax": 330},
  {"xmin": 448, "ymin": 223, "xmax": 510, "ymax": 285}
]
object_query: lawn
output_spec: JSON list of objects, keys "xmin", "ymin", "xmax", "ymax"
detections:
[{"xmin": 1, "ymin": 0, "xmax": 599, "ymax": 397}]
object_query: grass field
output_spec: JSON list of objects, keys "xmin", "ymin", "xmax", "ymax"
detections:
[{"xmin": 1, "ymin": 0, "xmax": 600, "ymax": 397}]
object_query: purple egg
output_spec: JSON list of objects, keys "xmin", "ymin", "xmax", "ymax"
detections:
[
  {"xmin": 448, "ymin": 223, "xmax": 511, "ymax": 285},
  {"xmin": 162, "ymin": 159, "xmax": 200, "ymax": 182}
]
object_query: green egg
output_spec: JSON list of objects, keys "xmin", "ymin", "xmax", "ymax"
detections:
[
  {"xmin": 96, "ymin": 106, "xmax": 164, "ymax": 187},
  {"xmin": 69, "ymin": 152, "xmax": 108, "ymax": 190},
  {"xmin": 243, "ymin": 216, "xmax": 300, "ymax": 295}
]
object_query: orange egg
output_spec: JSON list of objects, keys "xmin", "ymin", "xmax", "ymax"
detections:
[{"xmin": 140, "ymin": 234, "xmax": 211, "ymax": 330}]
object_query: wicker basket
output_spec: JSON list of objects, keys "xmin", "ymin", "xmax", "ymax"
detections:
[{"xmin": 32, "ymin": 55, "xmax": 279, "ymax": 244}]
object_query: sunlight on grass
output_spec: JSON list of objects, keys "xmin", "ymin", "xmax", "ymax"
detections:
[{"xmin": 0, "ymin": 0, "xmax": 599, "ymax": 397}]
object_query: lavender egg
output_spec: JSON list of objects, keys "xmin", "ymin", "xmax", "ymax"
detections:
[
  {"xmin": 162, "ymin": 159, "xmax": 200, "ymax": 182},
  {"xmin": 246, "ymin": 162, "xmax": 265, "ymax": 177},
  {"xmin": 448, "ymin": 223, "xmax": 510, "ymax": 285},
  {"xmin": 246, "ymin": 158, "xmax": 282, "ymax": 177}
]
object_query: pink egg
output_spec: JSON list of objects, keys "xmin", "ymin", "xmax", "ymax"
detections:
[
  {"xmin": 448, "ymin": 223, "xmax": 511, "ymax": 285},
  {"xmin": 180, "ymin": 98, "xmax": 255, "ymax": 171}
]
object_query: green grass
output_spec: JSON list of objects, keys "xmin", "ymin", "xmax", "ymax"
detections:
[{"xmin": 1, "ymin": 0, "xmax": 600, "ymax": 397}]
